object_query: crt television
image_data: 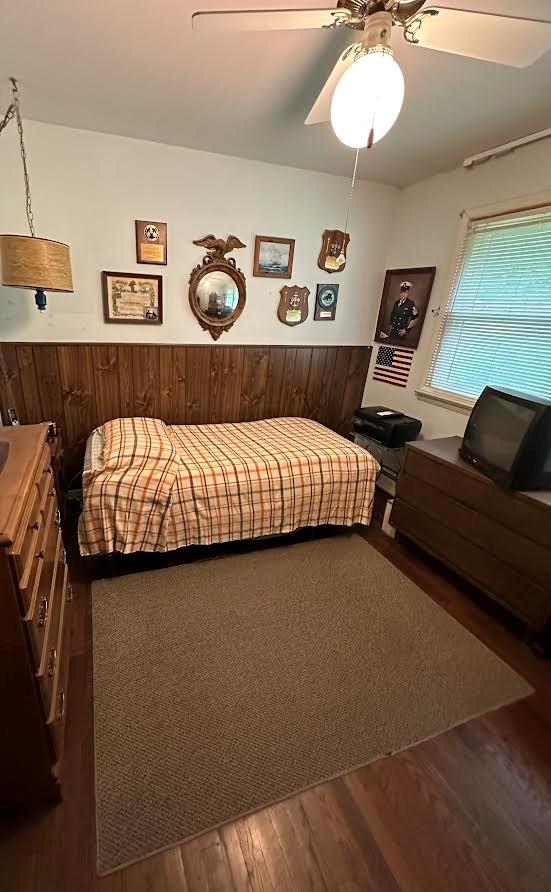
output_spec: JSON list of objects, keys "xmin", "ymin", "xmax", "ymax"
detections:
[{"xmin": 459, "ymin": 387, "xmax": 551, "ymax": 491}]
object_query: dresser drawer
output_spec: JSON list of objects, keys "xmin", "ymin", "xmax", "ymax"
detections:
[
  {"xmin": 37, "ymin": 538, "xmax": 67, "ymax": 716},
  {"xmin": 404, "ymin": 447, "xmax": 551, "ymax": 550},
  {"xmin": 38, "ymin": 463, "xmax": 54, "ymax": 515},
  {"xmin": 397, "ymin": 472, "xmax": 551, "ymax": 592},
  {"xmin": 14, "ymin": 497, "xmax": 42, "ymax": 586},
  {"xmin": 10, "ymin": 447, "xmax": 53, "ymax": 581},
  {"xmin": 25, "ymin": 501, "xmax": 61, "ymax": 665},
  {"xmin": 391, "ymin": 498, "xmax": 551, "ymax": 628},
  {"xmin": 48, "ymin": 597, "xmax": 72, "ymax": 768},
  {"xmin": 21, "ymin": 488, "xmax": 58, "ymax": 614}
]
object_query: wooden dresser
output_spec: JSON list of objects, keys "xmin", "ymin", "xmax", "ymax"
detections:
[
  {"xmin": 391, "ymin": 437, "xmax": 551, "ymax": 645},
  {"xmin": 0, "ymin": 424, "xmax": 72, "ymax": 806}
]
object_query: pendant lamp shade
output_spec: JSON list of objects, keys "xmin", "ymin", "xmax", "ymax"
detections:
[
  {"xmin": 0, "ymin": 234, "xmax": 73, "ymax": 291},
  {"xmin": 0, "ymin": 234, "xmax": 73, "ymax": 309},
  {"xmin": 0, "ymin": 79, "xmax": 73, "ymax": 311}
]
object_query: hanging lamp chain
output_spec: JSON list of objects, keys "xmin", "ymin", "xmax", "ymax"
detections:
[
  {"xmin": 1, "ymin": 78, "xmax": 36, "ymax": 237},
  {"xmin": 0, "ymin": 101, "xmax": 15, "ymax": 135}
]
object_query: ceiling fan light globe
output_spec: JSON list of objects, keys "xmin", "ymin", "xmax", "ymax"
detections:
[{"xmin": 330, "ymin": 49, "xmax": 405, "ymax": 149}]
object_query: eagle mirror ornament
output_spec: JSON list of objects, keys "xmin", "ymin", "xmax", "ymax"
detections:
[{"xmin": 189, "ymin": 235, "xmax": 246, "ymax": 340}]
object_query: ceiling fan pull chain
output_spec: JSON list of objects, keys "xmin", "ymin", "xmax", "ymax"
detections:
[
  {"xmin": 343, "ymin": 147, "xmax": 361, "ymax": 239},
  {"xmin": 9, "ymin": 78, "xmax": 36, "ymax": 237},
  {"xmin": 367, "ymin": 108, "xmax": 377, "ymax": 149}
]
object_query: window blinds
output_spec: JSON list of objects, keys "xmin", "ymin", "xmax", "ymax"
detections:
[{"xmin": 425, "ymin": 208, "xmax": 551, "ymax": 403}]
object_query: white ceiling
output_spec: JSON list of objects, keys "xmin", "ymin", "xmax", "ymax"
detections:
[{"xmin": 1, "ymin": 0, "xmax": 550, "ymax": 187}]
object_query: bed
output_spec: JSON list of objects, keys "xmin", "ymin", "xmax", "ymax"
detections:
[{"xmin": 78, "ymin": 416, "xmax": 379, "ymax": 556}]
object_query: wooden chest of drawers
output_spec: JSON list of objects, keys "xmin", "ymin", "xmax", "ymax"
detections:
[
  {"xmin": 0, "ymin": 423, "xmax": 72, "ymax": 806},
  {"xmin": 390, "ymin": 437, "xmax": 551, "ymax": 643}
]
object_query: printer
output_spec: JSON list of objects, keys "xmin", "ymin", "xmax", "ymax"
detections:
[{"xmin": 353, "ymin": 406, "xmax": 422, "ymax": 448}]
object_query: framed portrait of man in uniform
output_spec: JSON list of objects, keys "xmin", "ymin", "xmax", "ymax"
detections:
[{"xmin": 374, "ymin": 267, "xmax": 436, "ymax": 349}]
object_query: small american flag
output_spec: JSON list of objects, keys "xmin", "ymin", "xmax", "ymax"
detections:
[{"xmin": 373, "ymin": 345, "xmax": 415, "ymax": 388}]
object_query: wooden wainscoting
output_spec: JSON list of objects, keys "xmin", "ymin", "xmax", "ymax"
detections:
[{"xmin": 0, "ymin": 343, "xmax": 372, "ymax": 478}]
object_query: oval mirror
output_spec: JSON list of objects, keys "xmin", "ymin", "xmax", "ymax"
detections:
[
  {"xmin": 189, "ymin": 236, "xmax": 246, "ymax": 340},
  {"xmin": 194, "ymin": 269, "xmax": 240, "ymax": 319}
]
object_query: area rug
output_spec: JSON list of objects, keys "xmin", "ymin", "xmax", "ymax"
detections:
[{"xmin": 92, "ymin": 533, "xmax": 531, "ymax": 874}]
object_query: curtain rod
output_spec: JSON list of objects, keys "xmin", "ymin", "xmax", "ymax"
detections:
[{"xmin": 463, "ymin": 128, "xmax": 551, "ymax": 169}]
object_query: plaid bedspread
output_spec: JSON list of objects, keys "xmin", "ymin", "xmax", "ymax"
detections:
[
  {"xmin": 78, "ymin": 416, "xmax": 378, "ymax": 556},
  {"xmin": 78, "ymin": 417, "xmax": 180, "ymax": 556}
]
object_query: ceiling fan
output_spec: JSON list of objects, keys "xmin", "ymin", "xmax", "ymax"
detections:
[{"xmin": 192, "ymin": 2, "xmax": 551, "ymax": 149}]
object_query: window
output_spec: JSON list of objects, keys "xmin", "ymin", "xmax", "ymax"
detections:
[{"xmin": 421, "ymin": 205, "xmax": 551, "ymax": 409}]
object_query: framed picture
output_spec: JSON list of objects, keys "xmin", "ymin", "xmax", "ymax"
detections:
[
  {"xmin": 374, "ymin": 267, "xmax": 436, "ymax": 349},
  {"xmin": 314, "ymin": 283, "xmax": 339, "ymax": 321},
  {"xmin": 135, "ymin": 220, "xmax": 167, "ymax": 265},
  {"xmin": 253, "ymin": 235, "xmax": 295, "ymax": 279},
  {"xmin": 102, "ymin": 271, "xmax": 163, "ymax": 324}
]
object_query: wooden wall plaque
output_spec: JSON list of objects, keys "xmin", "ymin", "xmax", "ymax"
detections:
[
  {"xmin": 318, "ymin": 229, "xmax": 349, "ymax": 274},
  {"xmin": 278, "ymin": 286, "xmax": 310, "ymax": 326},
  {"xmin": 135, "ymin": 220, "xmax": 167, "ymax": 265}
]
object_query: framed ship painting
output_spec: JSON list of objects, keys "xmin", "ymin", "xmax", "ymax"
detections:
[
  {"xmin": 102, "ymin": 271, "xmax": 163, "ymax": 324},
  {"xmin": 253, "ymin": 236, "xmax": 295, "ymax": 279}
]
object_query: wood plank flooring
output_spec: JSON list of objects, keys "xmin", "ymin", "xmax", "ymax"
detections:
[{"xmin": 2, "ymin": 517, "xmax": 551, "ymax": 892}]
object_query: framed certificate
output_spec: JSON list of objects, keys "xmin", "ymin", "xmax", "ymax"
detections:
[
  {"xmin": 102, "ymin": 271, "xmax": 163, "ymax": 324},
  {"xmin": 135, "ymin": 220, "xmax": 167, "ymax": 265}
]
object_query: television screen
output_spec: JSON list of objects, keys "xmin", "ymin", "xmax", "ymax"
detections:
[{"xmin": 466, "ymin": 393, "xmax": 536, "ymax": 472}]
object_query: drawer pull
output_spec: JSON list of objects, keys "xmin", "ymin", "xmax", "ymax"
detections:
[
  {"xmin": 55, "ymin": 508, "xmax": 61, "ymax": 527},
  {"xmin": 30, "ymin": 520, "xmax": 40, "ymax": 531},
  {"xmin": 50, "ymin": 487, "xmax": 55, "ymax": 497},
  {"xmin": 61, "ymin": 547, "xmax": 67, "ymax": 566},
  {"xmin": 35, "ymin": 549, "xmax": 45, "ymax": 561},
  {"xmin": 47, "ymin": 647, "xmax": 57, "ymax": 677},
  {"xmin": 66, "ymin": 583, "xmax": 73, "ymax": 603},
  {"xmin": 37, "ymin": 596, "xmax": 49, "ymax": 627},
  {"xmin": 57, "ymin": 689, "xmax": 65, "ymax": 721}
]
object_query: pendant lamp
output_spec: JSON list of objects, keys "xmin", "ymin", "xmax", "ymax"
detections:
[{"xmin": 0, "ymin": 78, "xmax": 73, "ymax": 311}]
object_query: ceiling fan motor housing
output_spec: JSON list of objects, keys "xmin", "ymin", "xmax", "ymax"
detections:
[
  {"xmin": 361, "ymin": 11, "xmax": 393, "ymax": 51},
  {"xmin": 337, "ymin": 0, "xmax": 429, "ymax": 29},
  {"xmin": 336, "ymin": 1, "xmax": 371, "ymax": 30}
]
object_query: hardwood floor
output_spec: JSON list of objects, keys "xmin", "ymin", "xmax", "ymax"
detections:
[{"xmin": 2, "ymin": 515, "xmax": 551, "ymax": 892}]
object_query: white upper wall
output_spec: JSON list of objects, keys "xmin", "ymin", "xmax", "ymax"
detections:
[
  {"xmin": 0, "ymin": 120, "xmax": 398, "ymax": 345},
  {"xmin": 3, "ymin": 0, "xmax": 551, "ymax": 187},
  {"xmin": 364, "ymin": 138, "xmax": 551, "ymax": 440}
]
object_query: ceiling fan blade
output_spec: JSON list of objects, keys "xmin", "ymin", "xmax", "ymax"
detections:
[
  {"xmin": 192, "ymin": 7, "xmax": 340, "ymax": 33},
  {"xmin": 411, "ymin": 8, "xmax": 551, "ymax": 68},
  {"xmin": 305, "ymin": 46, "xmax": 357, "ymax": 125}
]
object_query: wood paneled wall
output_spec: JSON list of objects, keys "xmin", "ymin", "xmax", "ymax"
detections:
[{"xmin": 0, "ymin": 343, "xmax": 372, "ymax": 479}]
